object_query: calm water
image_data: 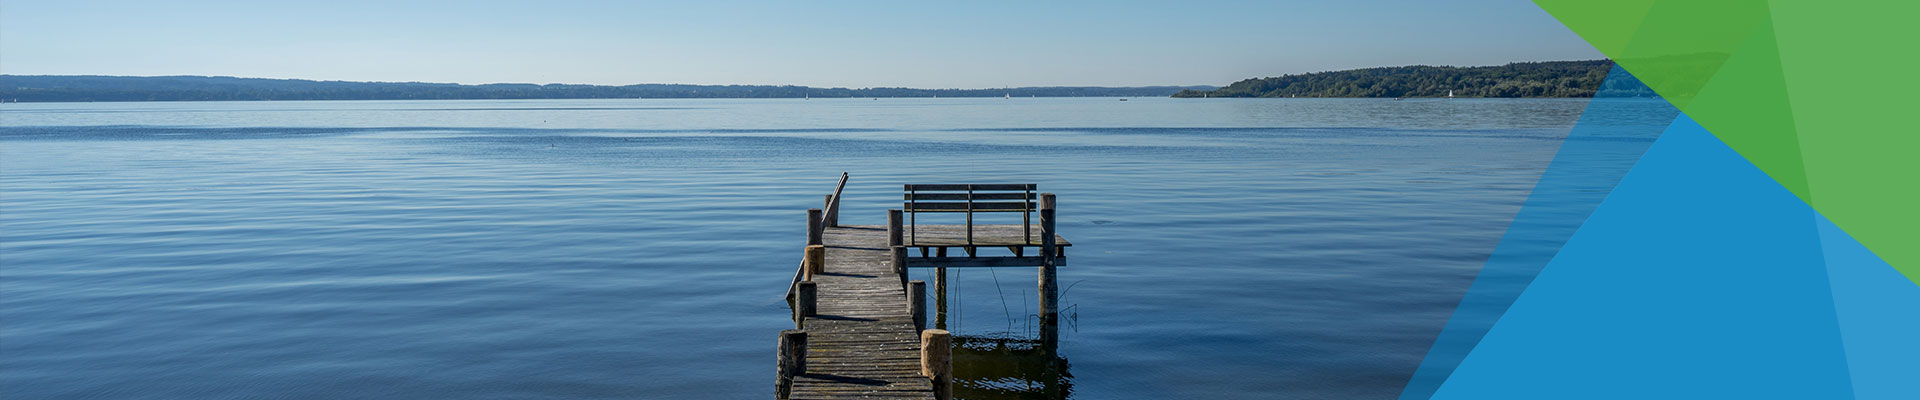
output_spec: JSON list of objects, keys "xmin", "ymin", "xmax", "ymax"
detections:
[{"xmin": 2, "ymin": 98, "xmax": 1652, "ymax": 399}]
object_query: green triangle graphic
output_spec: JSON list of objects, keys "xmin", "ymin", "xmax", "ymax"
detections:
[
  {"xmin": 1535, "ymin": 0, "xmax": 1919, "ymax": 283},
  {"xmin": 1770, "ymin": 1, "xmax": 1920, "ymax": 283},
  {"xmin": 1530, "ymin": 0, "xmax": 1658, "ymax": 55},
  {"xmin": 1613, "ymin": 1, "xmax": 1767, "ymax": 108},
  {"xmin": 1679, "ymin": 15, "xmax": 1811, "ymax": 201}
]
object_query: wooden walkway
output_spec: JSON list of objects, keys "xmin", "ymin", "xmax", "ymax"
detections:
[
  {"xmin": 779, "ymin": 178, "xmax": 1064, "ymax": 400},
  {"xmin": 789, "ymin": 225, "xmax": 934, "ymax": 400}
]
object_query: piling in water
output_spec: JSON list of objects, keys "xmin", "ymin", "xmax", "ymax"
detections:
[
  {"xmin": 892, "ymin": 246, "xmax": 908, "ymax": 289},
  {"xmin": 805, "ymin": 245, "xmax": 826, "ymax": 277},
  {"xmin": 887, "ymin": 209, "xmax": 904, "ymax": 247},
  {"xmin": 1044, "ymin": 192, "xmax": 1059, "ymax": 323},
  {"xmin": 909, "ymin": 280, "xmax": 926, "ymax": 331},
  {"xmin": 1038, "ymin": 193, "xmax": 1059, "ymax": 349},
  {"xmin": 795, "ymin": 281, "xmax": 817, "ymax": 328},
  {"xmin": 921, "ymin": 329, "xmax": 953, "ymax": 400},
  {"xmin": 777, "ymin": 329, "xmax": 807, "ymax": 400},
  {"xmin": 935, "ymin": 268, "xmax": 948, "ymax": 330},
  {"xmin": 807, "ymin": 208, "xmax": 823, "ymax": 246}
]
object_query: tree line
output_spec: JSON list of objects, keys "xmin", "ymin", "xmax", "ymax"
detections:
[
  {"xmin": 1174, "ymin": 60, "xmax": 1652, "ymax": 98},
  {"xmin": 0, "ymin": 75, "xmax": 1214, "ymax": 102}
]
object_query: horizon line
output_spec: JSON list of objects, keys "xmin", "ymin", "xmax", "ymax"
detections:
[
  {"xmin": 0, "ymin": 73, "xmax": 1220, "ymax": 91},
  {"xmin": 1, "ymin": 58, "xmax": 1605, "ymax": 91}
]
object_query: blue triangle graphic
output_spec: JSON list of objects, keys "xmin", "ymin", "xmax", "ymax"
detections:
[
  {"xmin": 1399, "ymin": 66, "xmax": 1679, "ymax": 399},
  {"xmin": 1819, "ymin": 216, "xmax": 1920, "ymax": 399},
  {"xmin": 1431, "ymin": 114, "xmax": 1852, "ymax": 398}
]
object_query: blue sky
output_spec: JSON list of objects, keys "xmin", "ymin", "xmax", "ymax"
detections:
[{"xmin": 0, "ymin": 0, "xmax": 1600, "ymax": 88}]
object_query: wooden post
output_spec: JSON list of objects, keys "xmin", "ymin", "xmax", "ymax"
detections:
[
  {"xmin": 823, "ymin": 195, "xmax": 838, "ymax": 227},
  {"xmin": 807, "ymin": 208, "xmax": 823, "ymax": 246},
  {"xmin": 891, "ymin": 246, "xmax": 908, "ymax": 289},
  {"xmin": 934, "ymin": 267, "xmax": 948, "ymax": 330},
  {"xmin": 1040, "ymin": 193, "xmax": 1056, "ymax": 266},
  {"xmin": 795, "ymin": 281, "xmax": 817, "ymax": 328},
  {"xmin": 805, "ymin": 245, "xmax": 826, "ymax": 277},
  {"xmin": 887, "ymin": 209, "xmax": 904, "ymax": 247},
  {"xmin": 964, "ymin": 185, "xmax": 975, "ymax": 248},
  {"xmin": 921, "ymin": 329, "xmax": 953, "ymax": 400},
  {"xmin": 777, "ymin": 329, "xmax": 807, "ymax": 400},
  {"xmin": 909, "ymin": 280, "xmax": 926, "ymax": 331},
  {"xmin": 1037, "ymin": 193, "xmax": 1058, "ymax": 350}
]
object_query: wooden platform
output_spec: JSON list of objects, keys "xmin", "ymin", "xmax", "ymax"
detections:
[
  {"xmin": 789, "ymin": 225, "xmax": 935, "ymax": 400},
  {"xmin": 902, "ymin": 224, "xmax": 1074, "ymax": 248}
]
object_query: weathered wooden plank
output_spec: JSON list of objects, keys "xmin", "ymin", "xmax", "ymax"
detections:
[
  {"xmin": 905, "ymin": 192, "xmax": 1036, "ymax": 201},
  {"xmin": 788, "ymin": 223, "xmax": 935, "ymax": 400},
  {"xmin": 818, "ymin": 226, "xmax": 1073, "ymax": 252},
  {"xmin": 902, "ymin": 184, "xmax": 1035, "ymax": 191},
  {"xmin": 903, "ymin": 202, "xmax": 1033, "ymax": 211},
  {"xmin": 896, "ymin": 224, "xmax": 1072, "ymax": 247},
  {"xmin": 905, "ymin": 256, "xmax": 1064, "ymax": 268}
]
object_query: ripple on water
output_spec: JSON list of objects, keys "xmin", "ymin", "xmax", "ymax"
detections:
[{"xmin": 0, "ymin": 98, "xmax": 1674, "ymax": 399}]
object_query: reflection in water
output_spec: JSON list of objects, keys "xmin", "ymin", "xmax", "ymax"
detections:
[
  {"xmin": 935, "ymin": 268, "xmax": 1073, "ymax": 400},
  {"xmin": 953, "ymin": 336, "xmax": 1072, "ymax": 400}
]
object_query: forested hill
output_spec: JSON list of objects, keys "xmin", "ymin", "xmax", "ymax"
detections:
[
  {"xmin": 0, "ymin": 75, "xmax": 1214, "ymax": 102},
  {"xmin": 1175, "ymin": 60, "xmax": 1643, "ymax": 98}
]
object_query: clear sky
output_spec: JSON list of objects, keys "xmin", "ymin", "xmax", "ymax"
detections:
[{"xmin": 0, "ymin": 0, "xmax": 1600, "ymax": 88}]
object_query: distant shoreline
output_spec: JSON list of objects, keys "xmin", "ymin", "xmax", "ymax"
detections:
[
  {"xmin": 1, "ymin": 58, "xmax": 1661, "ymax": 103},
  {"xmin": 0, "ymin": 97, "xmax": 1622, "ymax": 106},
  {"xmin": 1174, "ymin": 59, "xmax": 1658, "ymax": 99},
  {"xmin": 0, "ymin": 75, "xmax": 1213, "ymax": 103}
]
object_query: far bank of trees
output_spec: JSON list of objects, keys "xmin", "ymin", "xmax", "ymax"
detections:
[
  {"xmin": 0, "ymin": 75, "xmax": 1215, "ymax": 102},
  {"xmin": 1175, "ymin": 60, "xmax": 1640, "ymax": 98}
]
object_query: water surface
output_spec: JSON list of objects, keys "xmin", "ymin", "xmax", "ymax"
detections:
[{"xmin": 2, "ymin": 98, "xmax": 1662, "ymax": 399}]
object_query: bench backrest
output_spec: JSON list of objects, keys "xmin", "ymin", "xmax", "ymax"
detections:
[
  {"xmin": 903, "ymin": 184, "xmax": 1037, "ymax": 213},
  {"xmin": 901, "ymin": 184, "xmax": 1041, "ymax": 247}
]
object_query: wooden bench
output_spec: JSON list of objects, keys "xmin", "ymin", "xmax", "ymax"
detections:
[
  {"xmin": 905, "ymin": 184, "xmax": 1070, "ymax": 260},
  {"xmin": 905, "ymin": 184, "xmax": 1036, "ymax": 246}
]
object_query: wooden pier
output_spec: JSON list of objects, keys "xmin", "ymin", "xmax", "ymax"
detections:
[{"xmin": 779, "ymin": 176, "xmax": 1069, "ymax": 400}]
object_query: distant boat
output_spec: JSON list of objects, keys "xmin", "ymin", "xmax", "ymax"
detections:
[
  {"xmin": 1118, "ymin": 98, "xmax": 1128, "ymax": 101},
  {"xmin": 1447, "ymin": 90, "xmax": 1454, "ymax": 98},
  {"xmin": 804, "ymin": 93, "xmax": 810, "ymax": 100},
  {"xmin": 1005, "ymin": 92, "xmax": 1011, "ymax": 99}
]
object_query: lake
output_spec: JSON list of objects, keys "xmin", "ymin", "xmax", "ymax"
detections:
[{"xmin": 1, "ymin": 97, "xmax": 1657, "ymax": 399}]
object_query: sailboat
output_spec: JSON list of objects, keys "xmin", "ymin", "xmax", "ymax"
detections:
[{"xmin": 1447, "ymin": 90, "xmax": 1454, "ymax": 98}]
